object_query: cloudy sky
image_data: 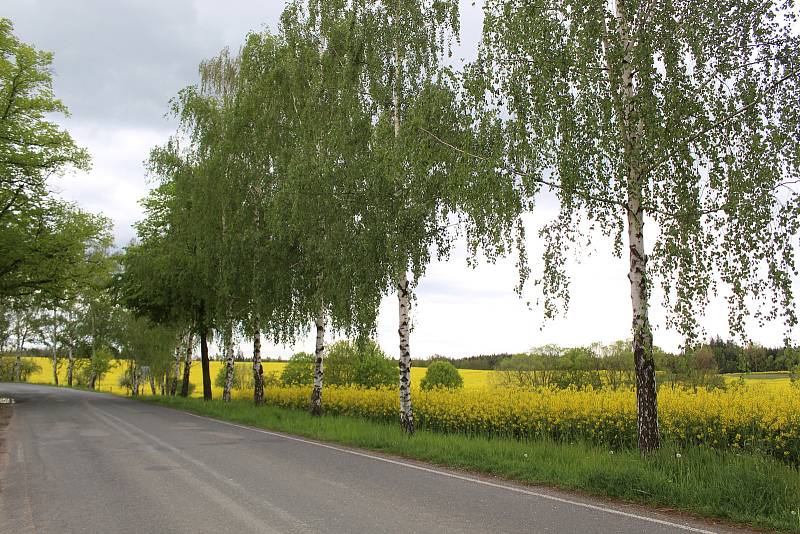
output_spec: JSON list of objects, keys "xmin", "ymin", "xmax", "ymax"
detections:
[{"xmin": 5, "ymin": 0, "xmax": 797, "ymax": 358}]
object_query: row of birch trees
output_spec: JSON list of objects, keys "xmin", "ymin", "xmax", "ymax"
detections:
[{"xmin": 120, "ymin": 0, "xmax": 800, "ymax": 452}]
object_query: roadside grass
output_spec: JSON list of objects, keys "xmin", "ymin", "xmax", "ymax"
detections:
[{"xmin": 143, "ymin": 395, "xmax": 800, "ymax": 532}]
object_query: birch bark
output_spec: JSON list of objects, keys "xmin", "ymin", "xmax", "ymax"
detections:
[
  {"xmin": 222, "ymin": 327, "xmax": 235, "ymax": 402},
  {"xmin": 252, "ymin": 324, "xmax": 264, "ymax": 405},
  {"xmin": 171, "ymin": 342, "xmax": 181, "ymax": 395},
  {"xmin": 66, "ymin": 346, "xmax": 74, "ymax": 387},
  {"xmin": 397, "ymin": 272, "xmax": 414, "ymax": 433},
  {"xmin": 393, "ymin": 40, "xmax": 414, "ymax": 434},
  {"xmin": 51, "ymin": 315, "xmax": 59, "ymax": 386},
  {"xmin": 12, "ymin": 355, "xmax": 21, "ymax": 382},
  {"xmin": 51, "ymin": 345, "xmax": 58, "ymax": 385},
  {"xmin": 131, "ymin": 361, "xmax": 139, "ymax": 396},
  {"xmin": 309, "ymin": 308, "xmax": 326, "ymax": 416},
  {"xmin": 615, "ymin": 0, "xmax": 660, "ymax": 451}
]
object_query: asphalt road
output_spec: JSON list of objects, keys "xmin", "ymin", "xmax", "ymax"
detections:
[{"xmin": 0, "ymin": 384, "xmax": 747, "ymax": 534}]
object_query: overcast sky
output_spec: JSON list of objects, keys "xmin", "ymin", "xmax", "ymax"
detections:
[{"xmin": 5, "ymin": 0, "xmax": 798, "ymax": 358}]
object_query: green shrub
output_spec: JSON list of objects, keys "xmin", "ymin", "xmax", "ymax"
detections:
[
  {"xmin": 214, "ymin": 362, "xmax": 254, "ymax": 390},
  {"xmin": 263, "ymin": 370, "xmax": 281, "ymax": 387},
  {"xmin": 327, "ymin": 340, "xmax": 396, "ymax": 388},
  {"xmin": 280, "ymin": 352, "xmax": 315, "ymax": 386},
  {"xmin": 790, "ymin": 364, "xmax": 800, "ymax": 390},
  {"xmin": 421, "ymin": 360, "xmax": 463, "ymax": 390},
  {"xmin": 280, "ymin": 342, "xmax": 396, "ymax": 389},
  {"xmin": 0, "ymin": 356, "xmax": 41, "ymax": 381},
  {"xmin": 78, "ymin": 347, "xmax": 116, "ymax": 388},
  {"xmin": 118, "ymin": 369, "xmax": 134, "ymax": 391}
]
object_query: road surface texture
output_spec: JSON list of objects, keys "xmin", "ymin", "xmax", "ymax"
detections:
[{"xmin": 0, "ymin": 384, "xmax": 750, "ymax": 534}]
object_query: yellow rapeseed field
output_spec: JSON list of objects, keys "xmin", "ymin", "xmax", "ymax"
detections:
[
  {"xmin": 22, "ymin": 357, "xmax": 491, "ymax": 395},
  {"xmin": 17, "ymin": 357, "xmax": 800, "ymax": 462},
  {"xmin": 254, "ymin": 382, "xmax": 800, "ymax": 462}
]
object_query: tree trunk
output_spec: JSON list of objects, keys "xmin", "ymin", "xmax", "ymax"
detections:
[
  {"xmin": 51, "ymin": 350, "xmax": 58, "ymax": 385},
  {"xmin": 50, "ymin": 310, "xmax": 59, "ymax": 386},
  {"xmin": 627, "ymin": 189, "xmax": 659, "ymax": 451},
  {"xmin": 309, "ymin": 308, "xmax": 326, "ymax": 416},
  {"xmin": 149, "ymin": 371, "xmax": 156, "ymax": 396},
  {"xmin": 392, "ymin": 40, "xmax": 414, "ymax": 435},
  {"xmin": 200, "ymin": 327, "xmax": 212, "ymax": 400},
  {"xmin": 180, "ymin": 334, "xmax": 193, "ymax": 397},
  {"xmin": 252, "ymin": 325, "xmax": 264, "ymax": 405},
  {"xmin": 222, "ymin": 328, "xmax": 235, "ymax": 402},
  {"xmin": 12, "ymin": 354, "xmax": 21, "ymax": 382},
  {"xmin": 397, "ymin": 272, "xmax": 414, "ymax": 434},
  {"xmin": 67, "ymin": 347, "xmax": 74, "ymax": 387},
  {"xmin": 131, "ymin": 361, "xmax": 139, "ymax": 397},
  {"xmin": 89, "ymin": 341, "xmax": 97, "ymax": 389},
  {"xmin": 171, "ymin": 343, "xmax": 181, "ymax": 396},
  {"xmin": 616, "ymin": 0, "xmax": 660, "ymax": 452}
]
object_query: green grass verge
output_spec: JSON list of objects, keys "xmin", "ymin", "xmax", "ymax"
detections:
[{"xmin": 143, "ymin": 395, "xmax": 800, "ymax": 532}]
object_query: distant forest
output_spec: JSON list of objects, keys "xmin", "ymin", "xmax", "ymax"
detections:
[{"xmin": 16, "ymin": 337, "xmax": 797, "ymax": 375}]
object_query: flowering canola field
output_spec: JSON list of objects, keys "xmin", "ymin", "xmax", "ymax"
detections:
[
  {"xmin": 252, "ymin": 383, "xmax": 800, "ymax": 463},
  {"xmin": 22, "ymin": 358, "xmax": 490, "ymax": 396},
  {"xmin": 17, "ymin": 357, "xmax": 800, "ymax": 462}
]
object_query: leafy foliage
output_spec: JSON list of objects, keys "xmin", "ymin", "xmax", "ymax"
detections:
[
  {"xmin": 0, "ymin": 19, "xmax": 108, "ymax": 303},
  {"xmin": 214, "ymin": 362, "xmax": 254, "ymax": 391},
  {"xmin": 0, "ymin": 355, "xmax": 39, "ymax": 381},
  {"xmin": 325, "ymin": 339, "xmax": 397, "ymax": 389},
  {"xmin": 280, "ymin": 352, "xmax": 315, "ymax": 386},
  {"xmin": 420, "ymin": 360, "xmax": 463, "ymax": 390}
]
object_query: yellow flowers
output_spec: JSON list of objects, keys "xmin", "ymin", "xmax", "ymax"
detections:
[
  {"xmin": 21, "ymin": 356, "xmax": 800, "ymax": 462},
  {"xmin": 257, "ymin": 383, "xmax": 800, "ymax": 463}
]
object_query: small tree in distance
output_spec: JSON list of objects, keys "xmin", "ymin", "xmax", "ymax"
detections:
[
  {"xmin": 421, "ymin": 360, "xmax": 463, "ymax": 390},
  {"xmin": 280, "ymin": 352, "xmax": 315, "ymax": 387}
]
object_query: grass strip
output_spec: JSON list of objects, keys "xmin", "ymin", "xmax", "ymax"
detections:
[{"xmin": 143, "ymin": 395, "xmax": 800, "ymax": 532}]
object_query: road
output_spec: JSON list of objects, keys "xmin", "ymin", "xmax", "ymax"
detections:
[{"xmin": 0, "ymin": 384, "xmax": 746, "ymax": 534}]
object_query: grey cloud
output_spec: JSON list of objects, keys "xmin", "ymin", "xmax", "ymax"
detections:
[{"xmin": 5, "ymin": 0, "xmax": 288, "ymax": 129}]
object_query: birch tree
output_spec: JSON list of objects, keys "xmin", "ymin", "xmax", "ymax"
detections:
[
  {"xmin": 470, "ymin": 0, "xmax": 800, "ymax": 450},
  {"xmin": 307, "ymin": 0, "xmax": 519, "ymax": 432},
  {"xmin": 232, "ymin": 16, "xmax": 387, "ymax": 415}
]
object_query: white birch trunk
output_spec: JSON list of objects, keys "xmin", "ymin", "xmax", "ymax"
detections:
[
  {"xmin": 397, "ymin": 272, "xmax": 414, "ymax": 433},
  {"xmin": 51, "ymin": 345, "xmax": 58, "ymax": 386},
  {"xmin": 309, "ymin": 308, "xmax": 326, "ymax": 416},
  {"xmin": 393, "ymin": 40, "xmax": 414, "ymax": 434},
  {"xmin": 131, "ymin": 361, "xmax": 139, "ymax": 397},
  {"xmin": 51, "ymin": 317, "xmax": 59, "ymax": 386},
  {"xmin": 171, "ymin": 343, "xmax": 181, "ymax": 396},
  {"xmin": 252, "ymin": 324, "xmax": 264, "ymax": 405},
  {"xmin": 12, "ymin": 354, "xmax": 21, "ymax": 382},
  {"xmin": 66, "ymin": 346, "xmax": 74, "ymax": 387},
  {"xmin": 222, "ymin": 329, "xmax": 235, "ymax": 402},
  {"xmin": 616, "ymin": 0, "xmax": 660, "ymax": 451}
]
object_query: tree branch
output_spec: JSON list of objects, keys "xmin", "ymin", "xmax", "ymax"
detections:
[
  {"xmin": 418, "ymin": 126, "xmax": 627, "ymax": 210},
  {"xmin": 642, "ymin": 65, "xmax": 800, "ymax": 178}
]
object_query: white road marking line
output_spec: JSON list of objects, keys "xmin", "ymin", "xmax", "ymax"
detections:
[{"xmin": 178, "ymin": 411, "xmax": 719, "ymax": 533}]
